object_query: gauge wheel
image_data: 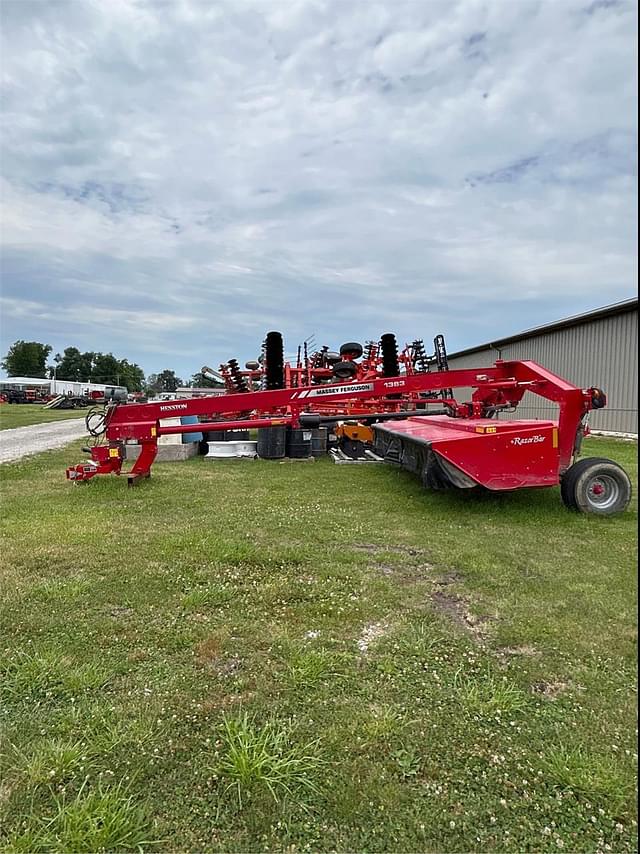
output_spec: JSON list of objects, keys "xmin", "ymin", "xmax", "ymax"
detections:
[{"xmin": 560, "ymin": 457, "xmax": 632, "ymax": 515}]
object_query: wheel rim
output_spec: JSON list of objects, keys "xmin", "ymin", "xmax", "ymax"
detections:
[{"xmin": 586, "ymin": 474, "xmax": 620, "ymax": 510}]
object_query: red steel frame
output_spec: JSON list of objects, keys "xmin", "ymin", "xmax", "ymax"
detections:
[{"xmin": 66, "ymin": 359, "xmax": 603, "ymax": 487}]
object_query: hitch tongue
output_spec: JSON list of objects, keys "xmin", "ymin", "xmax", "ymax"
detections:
[{"xmin": 65, "ymin": 444, "xmax": 124, "ymax": 482}]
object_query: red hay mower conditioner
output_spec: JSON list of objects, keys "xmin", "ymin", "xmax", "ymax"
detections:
[{"xmin": 66, "ymin": 331, "xmax": 632, "ymax": 516}]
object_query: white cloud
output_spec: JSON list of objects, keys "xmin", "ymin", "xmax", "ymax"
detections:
[{"xmin": 0, "ymin": 0, "xmax": 636, "ymax": 376}]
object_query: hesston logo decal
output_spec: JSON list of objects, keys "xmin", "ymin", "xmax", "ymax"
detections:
[
  {"xmin": 511, "ymin": 435, "xmax": 545, "ymax": 446},
  {"xmin": 159, "ymin": 403, "xmax": 189, "ymax": 412}
]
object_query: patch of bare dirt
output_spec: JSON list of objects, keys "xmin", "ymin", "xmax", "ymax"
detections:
[
  {"xmin": 216, "ymin": 654, "xmax": 242, "ymax": 677},
  {"xmin": 357, "ymin": 545, "xmax": 489, "ymax": 642},
  {"xmin": 357, "ymin": 622, "xmax": 389, "ymax": 654},
  {"xmin": 531, "ymin": 680, "xmax": 570, "ymax": 699},
  {"xmin": 496, "ymin": 645, "xmax": 540, "ymax": 666},
  {"xmin": 195, "ymin": 635, "xmax": 225, "ymax": 663},
  {"xmin": 0, "ymin": 780, "xmax": 15, "ymax": 805},
  {"xmin": 109, "ymin": 606, "xmax": 134, "ymax": 618},
  {"xmin": 200, "ymin": 690, "xmax": 255, "ymax": 712},
  {"xmin": 373, "ymin": 563, "xmax": 396, "ymax": 576},
  {"xmin": 355, "ymin": 543, "xmax": 425, "ymax": 557},
  {"xmin": 371, "ymin": 561, "xmax": 437, "ymax": 584},
  {"xmin": 433, "ymin": 570, "xmax": 463, "ymax": 587},
  {"xmin": 430, "ymin": 590, "xmax": 490, "ymax": 641}
]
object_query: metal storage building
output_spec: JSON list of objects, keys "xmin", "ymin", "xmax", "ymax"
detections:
[
  {"xmin": 0, "ymin": 376, "xmax": 128, "ymax": 400},
  {"xmin": 446, "ymin": 298, "xmax": 638, "ymax": 436}
]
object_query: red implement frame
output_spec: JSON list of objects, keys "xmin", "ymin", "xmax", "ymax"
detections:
[{"xmin": 66, "ymin": 359, "xmax": 603, "ymax": 488}]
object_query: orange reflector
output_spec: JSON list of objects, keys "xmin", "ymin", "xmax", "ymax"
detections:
[{"xmin": 553, "ymin": 428, "xmax": 558, "ymax": 448}]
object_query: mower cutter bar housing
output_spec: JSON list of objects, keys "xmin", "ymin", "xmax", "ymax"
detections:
[{"xmin": 373, "ymin": 416, "xmax": 559, "ymax": 491}]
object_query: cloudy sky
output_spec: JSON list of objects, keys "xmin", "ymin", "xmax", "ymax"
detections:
[{"xmin": 0, "ymin": 0, "xmax": 637, "ymax": 379}]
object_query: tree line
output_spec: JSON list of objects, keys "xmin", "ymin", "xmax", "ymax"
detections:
[{"xmin": 1, "ymin": 340, "xmax": 220, "ymax": 395}]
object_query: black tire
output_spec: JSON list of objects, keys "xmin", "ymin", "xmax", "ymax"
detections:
[
  {"xmin": 198, "ymin": 440, "xmax": 209, "ymax": 456},
  {"xmin": 265, "ymin": 331, "xmax": 284, "ymax": 390},
  {"xmin": 332, "ymin": 360, "xmax": 357, "ymax": 380},
  {"xmin": 341, "ymin": 438, "xmax": 366, "ymax": 459},
  {"xmin": 257, "ymin": 425, "xmax": 287, "ymax": 459},
  {"xmin": 560, "ymin": 456, "xmax": 615, "ymax": 510},
  {"xmin": 339, "ymin": 342, "xmax": 363, "ymax": 358},
  {"xmin": 561, "ymin": 457, "xmax": 632, "ymax": 515},
  {"xmin": 380, "ymin": 333, "xmax": 399, "ymax": 378}
]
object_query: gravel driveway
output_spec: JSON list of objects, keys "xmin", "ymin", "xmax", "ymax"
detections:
[{"xmin": 0, "ymin": 419, "xmax": 87, "ymax": 464}]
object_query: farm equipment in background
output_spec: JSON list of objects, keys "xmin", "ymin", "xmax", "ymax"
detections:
[
  {"xmin": 45, "ymin": 387, "xmax": 128, "ymax": 410},
  {"xmin": 65, "ymin": 330, "xmax": 632, "ymax": 515},
  {"xmin": 210, "ymin": 331, "xmax": 454, "ymax": 399},
  {"xmin": 45, "ymin": 395, "xmax": 94, "ymax": 410},
  {"xmin": 333, "ymin": 422, "xmax": 375, "ymax": 459},
  {"xmin": 0, "ymin": 388, "xmax": 49, "ymax": 404}
]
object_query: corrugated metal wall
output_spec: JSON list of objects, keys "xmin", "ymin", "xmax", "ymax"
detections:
[{"xmin": 446, "ymin": 308, "xmax": 638, "ymax": 434}]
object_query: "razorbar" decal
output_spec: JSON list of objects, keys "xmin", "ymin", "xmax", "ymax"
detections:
[{"xmin": 511, "ymin": 435, "xmax": 545, "ymax": 446}]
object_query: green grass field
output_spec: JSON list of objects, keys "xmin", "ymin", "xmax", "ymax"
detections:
[
  {"xmin": 0, "ymin": 405, "xmax": 85, "ymax": 430},
  {"xmin": 0, "ymin": 437, "xmax": 637, "ymax": 852}
]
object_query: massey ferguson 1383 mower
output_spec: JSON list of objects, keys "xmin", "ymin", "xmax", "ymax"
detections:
[{"xmin": 66, "ymin": 331, "xmax": 632, "ymax": 516}]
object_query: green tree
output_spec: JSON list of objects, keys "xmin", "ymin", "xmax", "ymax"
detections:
[
  {"xmin": 53, "ymin": 347, "xmax": 94, "ymax": 381},
  {"xmin": 117, "ymin": 360, "xmax": 145, "ymax": 393},
  {"xmin": 53, "ymin": 349, "xmax": 143, "ymax": 391},
  {"xmin": 2, "ymin": 340, "xmax": 52, "ymax": 378},
  {"xmin": 190, "ymin": 371, "xmax": 223, "ymax": 388},
  {"xmin": 90, "ymin": 353, "xmax": 121, "ymax": 386},
  {"xmin": 147, "ymin": 370, "xmax": 182, "ymax": 393}
]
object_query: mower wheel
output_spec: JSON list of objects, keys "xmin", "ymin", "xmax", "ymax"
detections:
[{"xmin": 561, "ymin": 457, "xmax": 632, "ymax": 515}]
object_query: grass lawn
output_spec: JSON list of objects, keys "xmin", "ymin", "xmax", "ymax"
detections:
[
  {"xmin": 0, "ymin": 405, "xmax": 85, "ymax": 430},
  {"xmin": 0, "ymin": 437, "xmax": 637, "ymax": 852}
]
